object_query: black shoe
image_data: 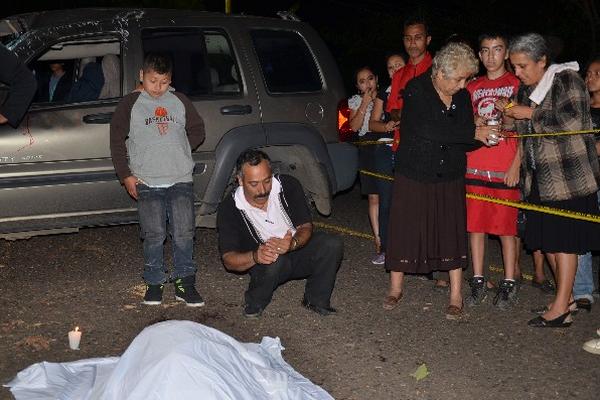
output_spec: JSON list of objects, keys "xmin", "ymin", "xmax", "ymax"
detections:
[
  {"xmin": 575, "ymin": 298, "xmax": 592, "ymax": 312},
  {"xmin": 143, "ymin": 284, "xmax": 164, "ymax": 305},
  {"xmin": 531, "ymin": 279, "xmax": 555, "ymax": 294},
  {"xmin": 527, "ymin": 311, "xmax": 572, "ymax": 328},
  {"xmin": 465, "ymin": 277, "xmax": 487, "ymax": 307},
  {"xmin": 243, "ymin": 304, "xmax": 263, "ymax": 319},
  {"xmin": 174, "ymin": 276, "xmax": 205, "ymax": 307},
  {"xmin": 301, "ymin": 299, "xmax": 337, "ymax": 316},
  {"xmin": 493, "ymin": 279, "xmax": 518, "ymax": 310}
]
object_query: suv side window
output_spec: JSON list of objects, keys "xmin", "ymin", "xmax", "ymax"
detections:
[
  {"xmin": 142, "ymin": 28, "xmax": 240, "ymax": 96},
  {"xmin": 29, "ymin": 36, "xmax": 122, "ymax": 105},
  {"xmin": 251, "ymin": 29, "xmax": 322, "ymax": 93}
]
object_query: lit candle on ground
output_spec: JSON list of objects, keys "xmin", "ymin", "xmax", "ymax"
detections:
[{"xmin": 68, "ymin": 326, "xmax": 82, "ymax": 350}]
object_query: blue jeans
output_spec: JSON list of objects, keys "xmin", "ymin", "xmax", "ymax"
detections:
[
  {"xmin": 574, "ymin": 252, "xmax": 594, "ymax": 302},
  {"xmin": 573, "ymin": 191, "xmax": 599, "ymax": 302},
  {"xmin": 137, "ymin": 182, "xmax": 196, "ymax": 284}
]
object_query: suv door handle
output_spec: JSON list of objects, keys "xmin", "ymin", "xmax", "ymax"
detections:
[
  {"xmin": 220, "ymin": 105, "xmax": 252, "ymax": 115},
  {"xmin": 83, "ymin": 112, "xmax": 114, "ymax": 124}
]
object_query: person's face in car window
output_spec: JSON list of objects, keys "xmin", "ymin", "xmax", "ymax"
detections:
[{"xmin": 49, "ymin": 63, "xmax": 66, "ymax": 77}]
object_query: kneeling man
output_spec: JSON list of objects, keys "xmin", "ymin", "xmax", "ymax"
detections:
[{"xmin": 217, "ymin": 150, "xmax": 343, "ymax": 318}]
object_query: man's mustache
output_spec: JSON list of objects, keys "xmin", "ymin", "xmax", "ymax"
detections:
[{"xmin": 254, "ymin": 191, "xmax": 270, "ymax": 200}]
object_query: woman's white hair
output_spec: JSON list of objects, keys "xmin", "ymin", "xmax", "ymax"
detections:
[
  {"xmin": 431, "ymin": 42, "xmax": 479, "ymax": 78},
  {"xmin": 509, "ymin": 33, "xmax": 549, "ymax": 63}
]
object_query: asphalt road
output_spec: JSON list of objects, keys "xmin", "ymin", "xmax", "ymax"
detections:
[{"xmin": 1, "ymin": 184, "xmax": 599, "ymax": 399}]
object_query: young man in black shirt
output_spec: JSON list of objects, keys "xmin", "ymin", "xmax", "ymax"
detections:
[{"xmin": 217, "ymin": 150, "xmax": 343, "ymax": 318}]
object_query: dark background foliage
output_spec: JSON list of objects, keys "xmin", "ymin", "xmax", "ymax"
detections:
[{"xmin": 2, "ymin": 0, "xmax": 599, "ymax": 91}]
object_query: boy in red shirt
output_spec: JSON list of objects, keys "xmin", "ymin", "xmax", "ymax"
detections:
[{"xmin": 465, "ymin": 33, "xmax": 521, "ymax": 309}]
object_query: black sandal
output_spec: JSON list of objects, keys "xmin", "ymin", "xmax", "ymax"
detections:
[
  {"xmin": 575, "ymin": 298, "xmax": 592, "ymax": 312},
  {"xmin": 528, "ymin": 311, "xmax": 572, "ymax": 328}
]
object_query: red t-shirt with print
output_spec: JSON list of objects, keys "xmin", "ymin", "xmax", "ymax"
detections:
[{"xmin": 466, "ymin": 72, "xmax": 520, "ymax": 172}]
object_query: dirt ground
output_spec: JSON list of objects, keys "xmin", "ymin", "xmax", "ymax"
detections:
[{"xmin": 1, "ymin": 186, "xmax": 599, "ymax": 400}]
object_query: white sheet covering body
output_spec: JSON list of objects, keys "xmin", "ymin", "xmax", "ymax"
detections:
[{"xmin": 5, "ymin": 320, "xmax": 333, "ymax": 400}]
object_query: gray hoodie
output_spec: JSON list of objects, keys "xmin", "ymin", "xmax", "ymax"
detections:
[{"xmin": 110, "ymin": 88, "xmax": 205, "ymax": 186}]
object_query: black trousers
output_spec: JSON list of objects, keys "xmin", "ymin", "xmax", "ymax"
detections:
[
  {"xmin": 374, "ymin": 144, "xmax": 394, "ymax": 252},
  {"xmin": 245, "ymin": 231, "xmax": 343, "ymax": 310}
]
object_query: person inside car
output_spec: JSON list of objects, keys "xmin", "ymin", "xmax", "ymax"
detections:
[{"xmin": 37, "ymin": 61, "xmax": 72, "ymax": 102}]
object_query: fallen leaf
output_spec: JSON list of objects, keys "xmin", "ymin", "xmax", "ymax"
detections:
[
  {"xmin": 122, "ymin": 304, "xmax": 136, "ymax": 310},
  {"xmin": 15, "ymin": 335, "xmax": 52, "ymax": 351},
  {"xmin": 129, "ymin": 284, "xmax": 146, "ymax": 297},
  {"xmin": 410, "ymin": 363, "xmax": 429, "ymax": 381},
  {"xmin": 0, "ymin": 319, "xmax": 25, "ymax": 333}
]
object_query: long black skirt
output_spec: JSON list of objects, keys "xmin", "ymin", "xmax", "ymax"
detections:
[
  {"xmin": 385, "ymin": 174, "xmax": 468, "ymax": 273},
  {"xmin": 524, "ymin": 182, "xmax": 600, "ymax": 254}
]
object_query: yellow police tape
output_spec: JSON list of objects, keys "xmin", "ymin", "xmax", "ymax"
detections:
[
  {"xmin": 352, "ymin": 128, "xmax": 600, "ymax": 145},
  {"xmin": 312, "ymin": 221, "xmax": 534, "ymax": 281},
  {"xmin": 313, "ymin": 221, "xmax": 375, "ymax": 240},
  {"xmin": 359, "ymin": 169, "xmax": 600, "ymax": 223},
  {"xmin": 504, "ymin": 128, "xmax": 600, "ymax": 138}
]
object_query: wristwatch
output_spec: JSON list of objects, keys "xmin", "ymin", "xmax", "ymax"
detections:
[{"xmin": 291, "ymin": 237, "xmax": 299, "ymax": 251}]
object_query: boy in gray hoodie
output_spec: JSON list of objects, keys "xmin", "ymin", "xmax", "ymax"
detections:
[{"xmin": 110, "ymin": 53, "xmax": 205, "ymax": 306}]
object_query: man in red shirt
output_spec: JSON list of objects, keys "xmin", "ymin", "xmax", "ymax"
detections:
[{"xmin": 386, "ymin": 16, "xmax": 433, "ymax": 151}]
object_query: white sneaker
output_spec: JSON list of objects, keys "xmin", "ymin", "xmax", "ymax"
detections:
[{"xmin": 583, "ymin": 338, "xmax": 600, "ymax": 355}]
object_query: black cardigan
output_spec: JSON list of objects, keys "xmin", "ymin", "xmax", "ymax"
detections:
[
  {"xmin": 395, "ymin": 70, "xmax": 482, "ymax": 183},
  {"xmin": 0, "ymin": 45, "xmax": 37, "ymax": 127}
]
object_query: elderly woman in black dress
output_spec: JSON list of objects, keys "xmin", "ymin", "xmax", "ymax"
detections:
[
  {"xmin": 383, "ymin": 42, "xmax": 495, "ymax": 317},
  {"xmin": 497, "ymin": 33, "xmax": 600, "ymax": 327}
]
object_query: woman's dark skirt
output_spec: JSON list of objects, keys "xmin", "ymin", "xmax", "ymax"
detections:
[
  {"xmin": 524, "ymin": 182, "xmax": 600, "ymax": 254},
  {"xmin": 385, "ymin": 174, "xmax": 468, "ymax": 273}
]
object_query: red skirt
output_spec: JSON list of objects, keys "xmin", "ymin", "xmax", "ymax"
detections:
[{"xmin": 465, "ymin": 173, "xmax": 519, "ymax": 236}]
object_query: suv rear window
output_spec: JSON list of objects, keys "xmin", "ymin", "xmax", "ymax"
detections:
[
  {"xmin": 142, "ymin": 28, "xmax": 240, "ymax": 97},
  {"xmin": 251, "ymin": 30, "xmax": 322, "ymax": 93}
]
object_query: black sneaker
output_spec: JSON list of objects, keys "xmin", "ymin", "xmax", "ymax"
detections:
[
  {"xmin": 493, "ymin": 279, "xmax": 518, "ymax": 310},
  {"xmin": 301, "ymin": 298, "xmax": 337, "ymax": 316},
  {"xmin": 143, "ymin": 284, "xmax": 164, "ymax": 305},
  {"xmin": 465, "ymin": 277, "xmax": 487, "ymax": 307},
  {"xmin": 243, "ymin": 304, "xmax": 263, "ymax": 319},
  {"xmin": 174, "ymin": 276, "xmax": 205, "ymax": 307}
]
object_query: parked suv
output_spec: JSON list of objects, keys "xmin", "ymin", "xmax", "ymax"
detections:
[{"xmin": 0, "ymin": 8, "xmax": 357, "ymax": 239}]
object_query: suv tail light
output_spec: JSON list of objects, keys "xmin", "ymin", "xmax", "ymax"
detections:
[{"xmin": 337, "ymin": 99, "xmax": 355, "ymax": 142}]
